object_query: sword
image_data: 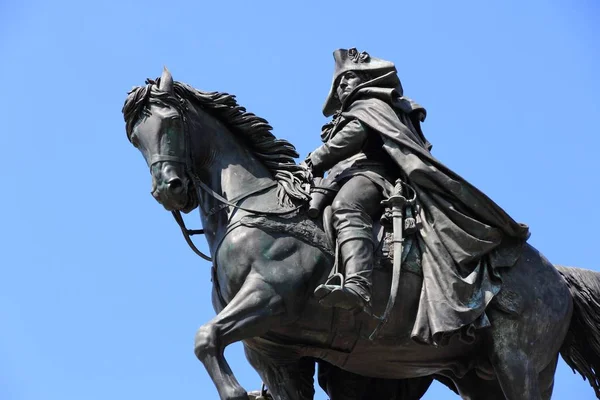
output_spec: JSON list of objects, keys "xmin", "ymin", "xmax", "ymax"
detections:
[{"xmin": 370, "ymin": 179, "xmax": 408, "ymax": 340}]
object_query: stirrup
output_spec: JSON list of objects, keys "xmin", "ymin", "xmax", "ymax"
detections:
[
  {"xmin": 315, "ymin": 273, "xmax": 373, "ymax": 311},
  {"xmin": 325, "ymin": 272, "xmax": 345, "ymax": 288},
  {"xmin": 319, "ymin": 284, "xmax": 369, "ymax": 311},
  {"xmin": 314, "ymin": 273, "xmax": 345, "ymax": 300}
]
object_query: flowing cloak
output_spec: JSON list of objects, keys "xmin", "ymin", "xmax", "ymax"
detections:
[{"xmin": 343, "ymin": 87, "xmax": 530, "ymax": 345}]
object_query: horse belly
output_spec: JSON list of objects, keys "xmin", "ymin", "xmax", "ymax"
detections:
[
  {"xmin": 311, "ymin": 253, "xmax": 480, "ymax": 380},
  {"xmin": 278, "ymin": 267, "xmax": 477, "ymax": 380},
  {"xmin": 340, "ymin": 333, "xmax": 479, "ymax": 380}
]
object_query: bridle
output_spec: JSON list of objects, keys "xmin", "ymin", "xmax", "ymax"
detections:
[
  {"xmin": 145, "ymin": 100, "xmax": 304, "ymax": 262},
  {"xmin": 171, "ymin": 178, "xmax": 302, "ymax": 263}
]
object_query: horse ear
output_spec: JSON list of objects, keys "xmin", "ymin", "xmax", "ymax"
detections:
[{"xmin": 159, "ymin": 66, "xmax": 174, "ymax": 93}]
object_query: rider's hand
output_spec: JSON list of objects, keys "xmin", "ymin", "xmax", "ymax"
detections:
[{"xmin": 299, "ymin": 160, "xmax": 314, "ymax": 182}]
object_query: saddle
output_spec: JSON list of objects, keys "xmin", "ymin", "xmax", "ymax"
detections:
[{"xmin": 236, "ymin": 205, "xmax": 422, "ymax": 277}]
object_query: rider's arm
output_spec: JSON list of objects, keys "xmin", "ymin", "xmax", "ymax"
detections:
[{"xmin": 309, "ymin": 118, "xmax": 368, "ymax": 175}]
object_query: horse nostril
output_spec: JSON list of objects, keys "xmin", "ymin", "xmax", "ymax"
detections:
[{"xmin": 167, "ymin": 178, "xmax": 184, "ymax": 194}]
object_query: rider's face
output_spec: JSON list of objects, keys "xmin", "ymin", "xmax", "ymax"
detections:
[{"xmin": 336, "ymin": 71, "xmax": 362, "ymax": 104}]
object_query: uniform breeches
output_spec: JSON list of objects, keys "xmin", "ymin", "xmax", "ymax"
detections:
[{"xmin": 331, "ymin": 175, "xmax": 383, "ymax": 244}]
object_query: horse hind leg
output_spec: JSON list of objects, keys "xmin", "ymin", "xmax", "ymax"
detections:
[
  {"xmin": 317, "ymin": 361, "xmax": 369, "ymax": 399},
  {"xmin": 448, "ymin": 370, "xmax": 505, "ymax": 400},
  {"xmin": 485, "ymin": 245, "xmax": 572, "ymax": 400},
  {"xmin": 486, "ymin": 302, "xmax": 567, "ymax": 400},
  {"xmin": 492, "ymin": 351, "xmax": 540, "ymax": 400},
  {"xmin": 194, "ymin": 275, "xmax": 285, "ymax": 400},
  {"xmin": 489, "ymin": 352, "xmax": 558, "ymax": 400}
]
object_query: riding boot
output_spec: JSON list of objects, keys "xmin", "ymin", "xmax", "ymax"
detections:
[
  {"xmin": 315, "ymin": 238, "xmax": 374, "ymax": 311},
  {"xmin": 315, "ymin": 207, "xmax": 374, "ymax": 311},
  {"xmin": 340, "ymin": 238, "xmax": 374, "ymax": 303}
]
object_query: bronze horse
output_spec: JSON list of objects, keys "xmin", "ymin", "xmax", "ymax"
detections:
[{"xmin": 123, "ymin": 68, "xmax": 600, "ymax": 400}]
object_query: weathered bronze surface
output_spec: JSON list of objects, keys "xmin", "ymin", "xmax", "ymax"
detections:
[{"xmin": 123, "ymin": 51, "xmax": 600, "ymax": 399}]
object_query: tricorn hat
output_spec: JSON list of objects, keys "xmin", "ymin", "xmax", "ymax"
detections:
[{"xmin": 322, "ymin": 48, "xmax": 402, "ymax": 116}]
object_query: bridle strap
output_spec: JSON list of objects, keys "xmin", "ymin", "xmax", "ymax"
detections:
[
  {"xmin": 196, "ymin": 180, "xmax": 304, "ymax": 216},
  {"xmin": 157, "ymin": 106, "xmax": 303, "ymax": 260},
  {"xmin": 172, "ymin": 179, "xmax": 305, "ymax": 262},
  {"xmin": 149, "ymin": 154, "xmax": 187, "ymax": 168},
  {"xmin": 172, "ymin": 210, "xmax": 212, "ymax": 261}
]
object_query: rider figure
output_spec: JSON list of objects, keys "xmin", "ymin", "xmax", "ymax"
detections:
[
  {"xmin": 308, "ymin": 48, "xmax": 416, "ymax": 311},
  {"xmin": 307, "ymin": 49, "xmax": 529, "ymax": 343}
]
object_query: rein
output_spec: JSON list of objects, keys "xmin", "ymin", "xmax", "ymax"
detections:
[
  {"xmin": 145, "ymin": 93, "xmax": 306, "ymax": 261},
  {"xmin": 172, "ymin": 179, "xmax": 305, "ymax": 262},
  {"xmin": 195, "ymin": 180, "xmax": 304, "ymax": 216},
  {"xmin": 172, "ymin": 210, "xmax": 211, "ymax": 261}
]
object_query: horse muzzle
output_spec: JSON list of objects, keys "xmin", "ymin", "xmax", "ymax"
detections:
[{"xmin": 151, "ymin": 162, "xmax": 195, "ymax": 212}]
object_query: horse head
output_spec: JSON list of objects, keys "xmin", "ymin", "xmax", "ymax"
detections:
[
  {"xmin": 123, "ymin": 67, "xmax": 199, "ymax": 213},
  {"xmin": 124, "ymin": 69, "xmax": 311, "ymax": 216}
]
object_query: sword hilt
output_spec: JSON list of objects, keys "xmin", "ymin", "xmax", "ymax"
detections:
[{"xmin": 381, "ymin": 179, "xmax": 408, "ymax": 211}]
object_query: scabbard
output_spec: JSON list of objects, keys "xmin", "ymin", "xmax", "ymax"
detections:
[{"xmin": 370, "ymin": 205, "xmax": 404, "ymax": 340}]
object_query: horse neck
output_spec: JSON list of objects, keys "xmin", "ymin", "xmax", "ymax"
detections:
[
  {"xmin": 186, "ymin": 106, "xmax": 281, "ymax": 247},
  {"xmin": 189, "ymin": 106, "xmax": 275, "ymax": 199}
]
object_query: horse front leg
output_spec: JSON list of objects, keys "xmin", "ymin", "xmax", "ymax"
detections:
[
  {"xmin": 195, "ymin": 273, "xmax": 285, "ymax": 400},
  {"xmin": 245, "ymin": 344, "xmax": 315, "ymax": 400}
]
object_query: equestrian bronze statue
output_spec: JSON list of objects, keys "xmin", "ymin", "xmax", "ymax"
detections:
[{"xmin": 122, "ymin": 49, "xmax": 600, "ymax": 400}]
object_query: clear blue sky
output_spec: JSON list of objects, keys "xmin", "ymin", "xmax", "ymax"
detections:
[{"xmin": 1, "ymin": 1, "xmax": 599, "ymax": 399}]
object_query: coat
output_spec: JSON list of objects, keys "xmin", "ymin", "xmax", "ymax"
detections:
[{"xmin": 311, "ymin": 86, "xmax": 529, "ymax": 345}]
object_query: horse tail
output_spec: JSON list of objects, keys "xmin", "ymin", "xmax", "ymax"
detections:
[{"xmin": 557, "ymin": 265, "xmax": 600, "ymax": 398}]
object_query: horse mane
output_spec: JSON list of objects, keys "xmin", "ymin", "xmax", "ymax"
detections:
[{"xmin": 123, "ymin": 79, "xmax": 311, "ymax": 206}]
